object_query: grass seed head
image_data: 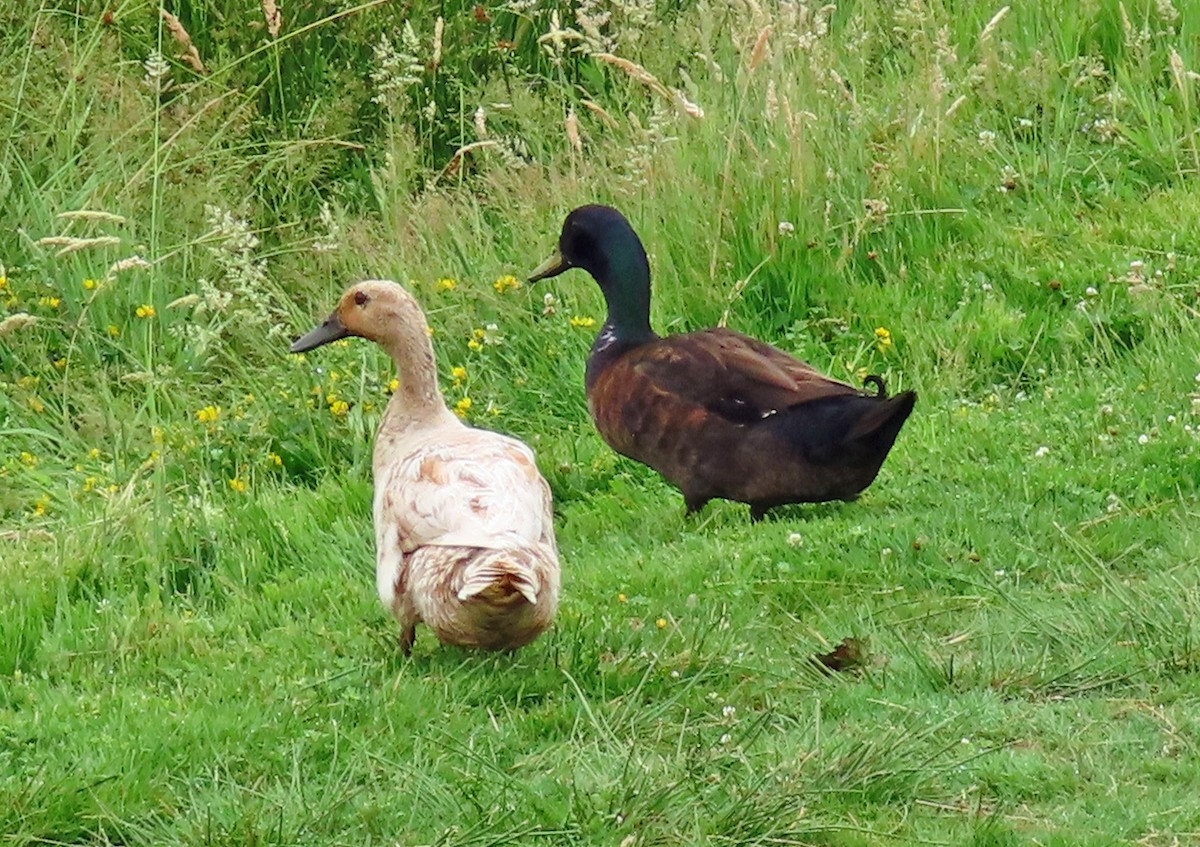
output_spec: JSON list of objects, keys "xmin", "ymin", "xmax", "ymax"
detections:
[
  {"xmin": 0, "ymin": 313, "xmax": 38, "ymax": 337},
  {"xmin": 565, "ymin": 108, "xmax": 583, "ymax": 153},
  {"xmin": 979, "ymin": 5, "xmax": 1010, "ymax": 43},
  {"xmin": 262, "ymin": 0, "xmax": 282, "ymax": 37},
  {"xmin": 748, "ymin": 25, "xmax": 772, "ymax": 70},
  {"xmin": 160, "ymin": 9, "xmax": 205, "ymax": 74}
]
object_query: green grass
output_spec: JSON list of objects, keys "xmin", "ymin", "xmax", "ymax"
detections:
[{"xmin": 3, "ymin": 0, "xmax": 1200, "ymax": 843}]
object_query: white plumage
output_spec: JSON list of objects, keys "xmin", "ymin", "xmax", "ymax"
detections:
[{"xmin": 292, "ymin": 280, "xmax": 560, "ymax": 654}]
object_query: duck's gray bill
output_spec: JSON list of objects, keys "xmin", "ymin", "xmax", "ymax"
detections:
[
  {"xmin": 290, "ymin": 311, "xmax": 349, "ymax": 353},
  {"xmin": 527, "ymin": 249, "xmax": 569, "ymax": 283}
]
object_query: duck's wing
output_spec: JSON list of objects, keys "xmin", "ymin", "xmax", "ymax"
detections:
[
  {"xmin": 380, "ymin": 428, "xmax": 554, "ymax": 552},
  {"xmin": 605, "ymin": 327, "xmax": 859, "ymax": 423}
]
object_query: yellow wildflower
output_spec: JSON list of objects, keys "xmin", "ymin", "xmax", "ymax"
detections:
[
  {"xmin": 28, "ymin": 397, "xmax": 45, "ymax": 413},
  {"xmin": 0, "ymin": 276, "xmax": 7, "ymax": 290},
  {"xmin": 387, "ymin": 378, "xmax": 400, "ymax": 393},
  {"xmin": 451, "ymin": 365, "xmax": 468, "ymax": 385},
  {"xmin": 34, "ymin": 495, "xmax": 50, "ymax": 516},
  {"xmin": 467, "ymin": 338, "xmax": 483, "ymax": 352},
  {"xmin": 83, "ymin": 278, "xmax": 99, "ymax": 290},
  {"xmin": 135, "ymin": 304, "xmax": 156, "ymax": 319},
  {"xmin": 329, "ymin": 371, "xmax": 340, "ymax": 382},
  {"xmin": 618, "ymin": 593, "xmax": 628, "ymax": 603},
  {"xmin": 107, "ymin": 484, "xmax": 119, "ymax": 494},
  {"xmin": 454, "ymin": 397, "xmax": 473, "ymax": 418},
  {"xmin": 493, "ymin": 274, "xmax": 522, "ymax": 294},
  {"xmin": 39, "ymin": 296, "xmax": 62, "ymax": 309},
  {"xmin": 268, "ymin": 452, "xmax": 283, "ymax": 467},
  {"xmin": 17, "ymin": 375, "xmax": 39, "ymax": 389},
  {"xmin": 88, "ymin": 447, "xmax": 101, "ymax": 460},
  {"xmin": 53, "ymin": 357, "xmax": 67, "ymax": 370},
  {"xmin": 436, "ymin": 277, "xmax": 458, "ymax": 291},
  {"xmin": 83, "ymin": 476, "xmax": 97, "ymax": 493},
  {"xmin": 875, "ymin": 326, "xmax": 893, "ymax": 352},
  {"xmin": 107, "ymin": 324, "xmax": 121, "ymax": 338},
  {"xmin": 329, "ymin": 400, "xmax": 350, "ymax": 416},
  {"xmin": 570, "ymin": 316, "xmax": 597, "ymax": 328},
  {"xmin": 473, "ymin": 328, "xmax": 487, "ymax": 340},
  {"xmin": 426, "ymin": 326, "xmax": 435, "ymax": 337},
  {"xmin": 656, "ymin": 618, "xmax": 668, "ymax": 629},
  {"xmin": 228, "ymin": 478, "xmax": 248, "ymax": 493},
  {"xmin": 196, "ymin": 405, "xmax": 221, "ymax": 424},
  {"xmin": 20, "ymin": 452, "xmax": 38, "ymax": 467}
]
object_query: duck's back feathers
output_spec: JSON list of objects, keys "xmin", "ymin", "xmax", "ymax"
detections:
[
  {"xmin": 601, "ymin": 327, "xmax": 859, "ymax": 422},
  {"xmin": 377, "ymin": 425, "xmax": 555, "ymax": 555}
]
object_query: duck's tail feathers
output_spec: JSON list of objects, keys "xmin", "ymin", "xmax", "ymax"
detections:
[
  {"xmin": 456, "ymin": 549, "xmax": 542, "ymax": 605},
  {"xmin": 846, "ymin": 389, "xmax": 917, "ymax": 443}
]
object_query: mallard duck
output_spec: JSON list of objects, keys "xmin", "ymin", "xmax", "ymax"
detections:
[
  {"xmin": 529, "ymin": 205, "xmax": 916, "ymax": 519},
  {"xmin": 290, "ymin": 280, "xmax": 560, "ymax": 654}
]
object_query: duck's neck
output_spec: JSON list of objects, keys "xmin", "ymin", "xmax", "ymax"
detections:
[
  {"xmin": 596, "ymin": 232, "xmax": 657, "ymax": 347},
  {"xmin": 378, "ymin": 325, "xmax": 454, "ymax": 435}
]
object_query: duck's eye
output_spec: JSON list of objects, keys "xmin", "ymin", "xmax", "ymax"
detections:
[{"xmin": 354, "ymin": 291, "xmax": 369, "ymax": 307}]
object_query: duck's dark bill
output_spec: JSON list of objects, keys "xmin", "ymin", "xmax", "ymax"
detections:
[
  {"xmin": 527, "ymin": 249, "xmax": 569, "ymax": 282},
  {"xmin": 290, "ymin": 311, "xmax": 349, "ymax": 353}
]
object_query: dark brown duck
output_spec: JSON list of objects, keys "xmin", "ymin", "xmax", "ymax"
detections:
[{"xmin": 529, "ymin": 204, "xmax": 916, "ymax": 519}]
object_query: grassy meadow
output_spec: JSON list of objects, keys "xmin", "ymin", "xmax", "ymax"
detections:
[{"xmin": 3, "ymin": 0, "xmax": 1200, "ymax": 843}]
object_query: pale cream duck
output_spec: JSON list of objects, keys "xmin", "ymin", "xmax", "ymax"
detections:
[{"xmin": 290, "ymin": 280, "xmax": 560, "ymax": 654}]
